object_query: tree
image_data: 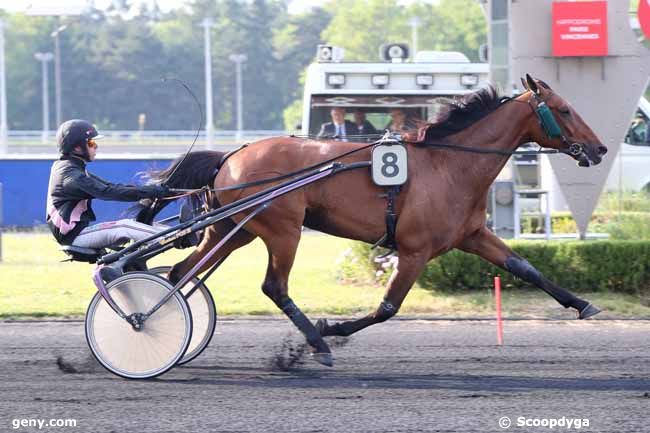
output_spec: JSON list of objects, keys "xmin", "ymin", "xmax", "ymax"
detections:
[
  {"xmin": 320, "ymin": 0, "xmax": 486, "ymax": 62},
  {"xmin": 4, "ymin": 13, "xmax": 58, "ymax": 129},
  {"xmin": 64, "ymin": 12, "xmax": 201, "ymax": 130},
  {"xmin": 321, "ymin": 0, "xmax": 409, "ymax": 62},
  {"xmin": 233, "ymin": 0, "xmax": 285, "ymax": 129},
  {"xmin": 1, "ymin": 0, "xmax": 485, "ymax": 132},
  {"xmin": 276, "ymin": 7, "xmax": 332, "ymax": 130},
  {"xmin": 427, "ymin": 0, "xmax": 486, "ymax": 62}
]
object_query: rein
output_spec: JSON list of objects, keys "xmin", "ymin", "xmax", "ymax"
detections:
[
  {"xmin": 214, "ymin": 139, "xmax": 378, "ymax": 191},
  {"xmin": 164, "ymin": 140, "xmax": 379, "ymax": 197},
  {"xmin": 406, "ymin": 141, "xmax": 560, "ymax": 156},
  {"xmin": 165, "ymin": 131, "xmax": 561, "ymax": 198},
  {"xmin": 292, "ymin": 131, "xmax": 563, "ymax": 157}
]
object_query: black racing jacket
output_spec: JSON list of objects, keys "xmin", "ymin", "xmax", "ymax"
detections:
[{"xmin": 46, "ymin": 156, "xmax": 158, "ymax": 245}]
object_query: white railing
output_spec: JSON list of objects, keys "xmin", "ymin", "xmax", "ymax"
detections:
[{"xmin": 2, "ymin": 130, "xmax": 291, "ymax": 154}]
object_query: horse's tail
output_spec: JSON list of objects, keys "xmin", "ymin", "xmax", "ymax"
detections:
[{"xmin": 131, "ymin": 150, "xmax": 225, "ymax": 224}]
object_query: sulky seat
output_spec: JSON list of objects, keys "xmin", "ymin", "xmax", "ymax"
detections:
[
  {"xmin": 60, "ymin": 243, "xmax": 124, "ymax": 263},
  {"xmin": 59, "ymin": 245, "xmax": 107, "ymax": 263}
]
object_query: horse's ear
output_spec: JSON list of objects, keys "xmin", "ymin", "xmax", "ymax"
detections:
[
  {"xmin": 525, "ymin": 73, "xmax": 540, "ymax": 95},
  {"xmin": 520, "ymin": 77, "xmax": 529, "ymax": 90}
]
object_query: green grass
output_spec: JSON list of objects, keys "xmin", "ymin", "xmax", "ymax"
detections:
[
  {"xmin": 0, "ymin": 232, "xmax": 434, "ymax": 318},
  {"xmin": 1, "ymin": 233, "xmax": 649, "ymax": 319},
  {"xmin": 597, "ymin": 191, "xmax": 650, "ymax": 213}
]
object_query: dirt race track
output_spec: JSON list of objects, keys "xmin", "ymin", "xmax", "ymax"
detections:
[{"xmin": 1, "ymin": 318, "xmax": 649, "ymax": 433}]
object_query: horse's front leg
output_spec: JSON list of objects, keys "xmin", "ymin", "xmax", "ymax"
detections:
[
  {"xmin": 459, "ymin": 227, "xmax": 600, "ymax": 319},
  {"xmin": 317, "ymin": 251, "xmax": 429, "ymax": 337}
]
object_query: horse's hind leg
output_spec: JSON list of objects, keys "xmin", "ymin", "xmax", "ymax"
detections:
[
  {"xmin": 168, "ymin": 219, "xmax": 256, "ymax": 285},
  {"xmin": 259, "ymin": 229, "xmax": 333, "ymax": 367},
  {"xmin": 459, "ymin": 226, "xmax": 600, "ymax": 319},
  {"xmin": 317, "ymin": 250, "xmax": 430, "ymax": 337}
]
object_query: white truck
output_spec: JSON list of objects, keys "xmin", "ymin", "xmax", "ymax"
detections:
[
  {"xmin": 301, "ymin": 44, "xmax": 489, "ymax": 138},
  {"xmin": 604, "ymin": 96, "xmax": 650, "ymax": 193}
]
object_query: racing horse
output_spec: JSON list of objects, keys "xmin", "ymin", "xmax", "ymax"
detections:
[{"xmin": 140, "ymin": 75, "xmax": 607, "ymax": 366}]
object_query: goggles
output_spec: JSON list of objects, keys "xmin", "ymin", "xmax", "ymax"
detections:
[{"xmin": 87, "ymin": 139, "xmax": 98, "ymax": 149}]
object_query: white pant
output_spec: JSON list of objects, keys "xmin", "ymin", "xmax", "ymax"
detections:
[{"xmin": 71, "ymin": 219, "xmax": 165, "ymax": 249}]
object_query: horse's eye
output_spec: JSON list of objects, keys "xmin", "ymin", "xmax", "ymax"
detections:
[{"xmin": 558, "ymin": 107, "xmax": 570, "ymax": 116}]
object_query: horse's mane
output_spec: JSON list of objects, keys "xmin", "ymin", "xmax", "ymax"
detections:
[{"xmin": 421, "ymin": 84, "xmax": 514, "ymax": 140}]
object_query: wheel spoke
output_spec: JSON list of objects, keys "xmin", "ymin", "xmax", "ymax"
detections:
[{"xmin": 86, "ymin": 273, "xmax": 191, "ymax": 378}]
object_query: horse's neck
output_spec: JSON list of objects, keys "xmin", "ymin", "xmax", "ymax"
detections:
[{"xmin": 446, "ymin": 100, "xmax": 532, "ymax": 187}]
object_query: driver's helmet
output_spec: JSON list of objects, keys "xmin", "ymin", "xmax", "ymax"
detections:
[{"xmin": 56, "ymin": 119, "xmax": 103, "ymax": 156}]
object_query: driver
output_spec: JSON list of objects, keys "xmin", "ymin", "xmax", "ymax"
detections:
[{"xmin": 46, "ymin": 119, "xmax": 169, "ymax": 249}]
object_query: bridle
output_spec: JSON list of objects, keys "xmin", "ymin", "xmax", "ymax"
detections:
[{"xmin": 523, "ymin": 90, "xmax": 592, "ymax": 166}]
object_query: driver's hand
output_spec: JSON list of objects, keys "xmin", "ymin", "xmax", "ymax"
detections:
[{"xmin": 144, "ymin": 184, "xmax": 170, "ymax": 199}]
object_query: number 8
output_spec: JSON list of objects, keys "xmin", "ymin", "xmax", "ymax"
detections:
[{"xmin": 381, "ymin": 152, "xmax": 399, "ymax": 178}]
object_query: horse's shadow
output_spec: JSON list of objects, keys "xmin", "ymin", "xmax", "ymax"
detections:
[
  {"xmin": 158, "ymin": 369, "xmax": 650, "ymax": 393},
  {"xmin": 153, "ymin": 333, "xmax": 650, "ymax": 393}
]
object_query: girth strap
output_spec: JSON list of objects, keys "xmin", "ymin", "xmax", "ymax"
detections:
[{"xmin": 372, "ymin": 185, "xmax": 400, "ymax": 252}]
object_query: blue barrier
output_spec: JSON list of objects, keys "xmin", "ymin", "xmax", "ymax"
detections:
[
  {"xmin": 0, "ymin": 158, "xmax": 180, "ymax": 227},
  {"xmin": 0, "ymin": 182, "xmax": 3, "ymax": 261}
]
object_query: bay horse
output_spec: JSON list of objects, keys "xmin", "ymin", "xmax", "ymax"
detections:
[{"xmin": 140, "ymin": 75, "xmax": 607, "ymax": 366}]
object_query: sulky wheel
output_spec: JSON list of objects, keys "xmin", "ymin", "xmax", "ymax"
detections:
[
  {"xmin": 149, "ymin": 266, "xmax": 217, "ymax": 365},
  {"xmin": 85, "ymin": 272, "xmax": 193, "ymax": 379}
]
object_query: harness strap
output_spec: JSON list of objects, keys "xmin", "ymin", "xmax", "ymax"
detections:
[
  {"xmin": 212, "ymin": 143, "xmax": 250, "ymax": 178},
  {"xmin": 208, "ymin": 140, "xmax": 378, "ymax": 192},
  {"xmin": 383, "ymin": 186, "xmax": 400, "ymax": 250},
  {"xmin": 371, "ymin": 185, "xmax": 400, "ymax": 253}
]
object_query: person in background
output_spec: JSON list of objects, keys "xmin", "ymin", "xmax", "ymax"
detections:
[
  {"xmin": 629, "ymin": 113, "xmax": 649, "ymax": 145},
  {"xmin": 317, "ymin": 107, "xmax": 356, "ymax": 141},
  {"xmin": 352, "ymin": 109, "xmax": 377, "ymax": 137},
  {"xmin": 385, "ymin": 108, "xmax": 419, "ymax": 133}
]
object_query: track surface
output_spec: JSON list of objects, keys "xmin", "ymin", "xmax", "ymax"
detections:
[{"xmin": 1, "ymin": 319, "xmax": 649, "ymax": 432}]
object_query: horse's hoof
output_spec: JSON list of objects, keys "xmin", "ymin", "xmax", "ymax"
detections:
[
  {"xmin": 578, "ymin": 303, "xmax": 601, "ymax": 320},
  {"xmin": 315, "ymin": 318, "xmax": 329, "ymax": 336},
  {"xmin": 311, "ymin": 352, "xmax": 334, "ymax": 367}
]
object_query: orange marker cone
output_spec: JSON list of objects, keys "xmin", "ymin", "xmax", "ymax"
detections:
[{"xmin": 494, "ymin": 276, "xmax": 504, "ymax": 345}]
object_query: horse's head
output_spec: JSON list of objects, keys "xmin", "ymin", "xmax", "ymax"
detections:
[{"xmin": 522, "ymin": 74, "xmax": 607, "ymax": 167}]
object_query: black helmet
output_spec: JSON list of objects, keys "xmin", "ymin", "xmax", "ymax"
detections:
[{"xmin": 56, "ymin": 119, "xmax": 103, "ymax": 155}]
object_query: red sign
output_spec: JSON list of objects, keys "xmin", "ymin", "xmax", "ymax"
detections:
[
  {"xmin": 552, "ymin": 1, "xmax": 608, "ymax": 57},
  {"xmin": 639, "ymin": 0, "xmax": 650, "ymax": 40}
]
